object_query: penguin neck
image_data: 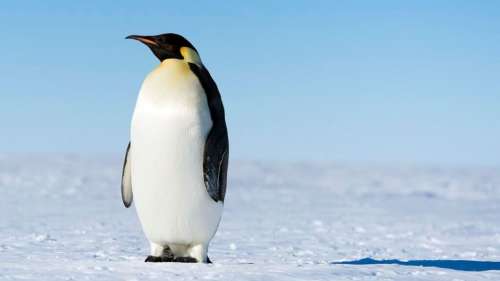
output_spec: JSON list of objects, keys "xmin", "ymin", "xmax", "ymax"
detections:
[
  {"xmin": 141, "ymin": 59, "xmax": 201, "ymax": 106},
  {"xmin": 155, "ymin": 59, "xmax": 191, "ymax": 77}
]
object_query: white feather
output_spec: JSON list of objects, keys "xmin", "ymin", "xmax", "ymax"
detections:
[{"xmin": 130, "ymin": 59, "xmax": 222, "ymax": 259}]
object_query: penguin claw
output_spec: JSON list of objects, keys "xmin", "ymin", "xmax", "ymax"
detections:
[
  {"xmin": 161, "ymin": 256, "xmax": 174, "ymax": 262},
  {"xmin": 145, "ymin": 255, "xmax": 163, "ymax": 262},
  {"xmin": 145, "ymin": 255, "xmax": 210, "ymax": 263},
  {"xmin": 145, "ymin": 255, "xmax": 175, "ymax": 262},
  {"xmin": 173, "ymin": 257, "xmax": 198, "ymax": 263}
]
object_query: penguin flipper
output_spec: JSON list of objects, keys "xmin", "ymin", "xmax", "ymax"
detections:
[
  {"xmin": 188, "ymin": 63, "xmax": 229, "ymax": 203},
  {"xmin": 121, "ymin": 142, "xmax": 133, "ymax": 207},
  {"xmin": 203, "ymin": 126, "xmax": 229, "ymax": 202}
]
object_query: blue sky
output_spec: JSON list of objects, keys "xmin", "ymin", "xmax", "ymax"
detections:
[{"xmin": 1, "ymin": 1, "xmax": 499, "ymax": 165}]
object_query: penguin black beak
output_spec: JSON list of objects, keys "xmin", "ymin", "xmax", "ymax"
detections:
[{"xmin": 126, "ymin": 35, "xmax": 159, "ymax": 48}]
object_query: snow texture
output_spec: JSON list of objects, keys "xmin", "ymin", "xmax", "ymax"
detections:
[{"xmin": 1, "ymin": 154, "xmax": 500, "ymax": 280}]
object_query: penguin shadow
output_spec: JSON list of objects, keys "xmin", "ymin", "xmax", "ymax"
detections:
[{"xmin": 331, "ymin": 257, "xmax": 500, "ymax": 272}]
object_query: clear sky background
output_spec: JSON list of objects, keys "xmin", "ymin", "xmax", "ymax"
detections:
[{"xmin": 1, "ymin": 1, "xmax": 499, "ymax": 166}]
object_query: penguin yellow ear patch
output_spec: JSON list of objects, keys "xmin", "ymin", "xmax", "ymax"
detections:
[{"xmin": 180, "ymin": 47, "xmax": 202, "ymax": 66}]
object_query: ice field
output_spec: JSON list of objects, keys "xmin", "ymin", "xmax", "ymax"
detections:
[{"xmin": 1, "ymin": 154, "xmax": 499, "ymax": 280}]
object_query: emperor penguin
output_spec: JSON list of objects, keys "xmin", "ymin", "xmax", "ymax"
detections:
[{"xmin": 121, "ymin": 33, "xmax": 229, "ymax": 263}]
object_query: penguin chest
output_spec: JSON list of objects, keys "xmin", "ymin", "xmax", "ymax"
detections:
[{"xmin": 130, "ymin": 60, "xmax": 222, "ymax": 244}]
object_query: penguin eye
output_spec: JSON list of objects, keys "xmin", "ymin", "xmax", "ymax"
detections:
[{"xmin": 163, "ymin": 44, "xmax": 176, "ymax": 52}]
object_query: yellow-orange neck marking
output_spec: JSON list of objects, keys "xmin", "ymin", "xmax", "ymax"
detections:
[{"xmin": 180, "ymin": 47, "xmax": 202, "ymax": 67}]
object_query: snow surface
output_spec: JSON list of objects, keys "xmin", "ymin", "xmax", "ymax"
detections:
[{"xmin": 1, "ymin": 154, "xmax": 500, "ymax": 280}]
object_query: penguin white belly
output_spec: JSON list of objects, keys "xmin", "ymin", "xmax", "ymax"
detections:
[{"xmin": 130, "ymin": 60, "xmax": 223, "ymax": 247}]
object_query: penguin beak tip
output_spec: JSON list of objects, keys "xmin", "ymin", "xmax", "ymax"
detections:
[{"xmin": 125, "ymin": 35, "xmax": 159, "ymax": 47}]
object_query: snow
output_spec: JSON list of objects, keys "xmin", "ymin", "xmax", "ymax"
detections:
[{"xmin": 1, "ymin": 154, "xmax": 500, "ymax": 280}]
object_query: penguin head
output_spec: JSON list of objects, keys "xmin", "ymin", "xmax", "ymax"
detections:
[{"xmin": 126, "ymin": 33, "xmax": 202, "ymax": 66}]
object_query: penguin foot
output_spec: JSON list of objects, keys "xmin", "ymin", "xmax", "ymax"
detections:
[
  {"xmin": 145, "ymin": 255, "xmax": 175, "ymax": 262},
  {"xmin": 161, "ymin": 246, "xmax": 175, "ymax": 262},
  {"xmin": 161, "ymin": 256, "xmax": 175, "ymax": 262},
  {"xmin": 173, "ymin": 257, "xmax": 198, "ymax": 263},
  {"xmin": 145, "ymin": 256, "xmax": 163, "ymax": 262}
]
